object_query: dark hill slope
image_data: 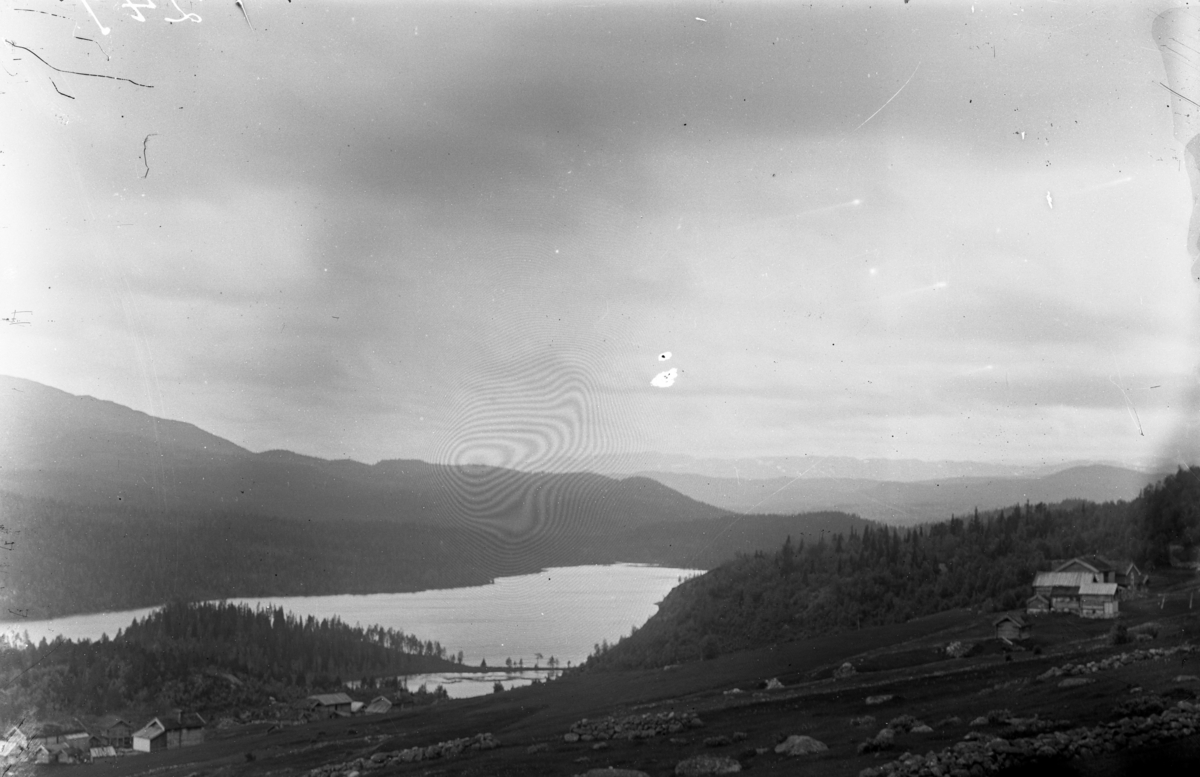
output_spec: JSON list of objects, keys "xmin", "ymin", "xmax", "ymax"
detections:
[
  {"xmin": 0, "ymin": 376, "xmax": 725, "ymax": 535},
  {"xmin": 583, "ymin": 491, "xmax": 1152, "ymax": 670}
]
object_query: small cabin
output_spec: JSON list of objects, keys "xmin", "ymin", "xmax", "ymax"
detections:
[
  {"xmin": 364, "ymin": 696, "xmax": 392, "ymax": 715},
  {"xmin": 34, "ymin": 743, "xmax": 80, "ymax": 765},
  {"xmin": 1025, "ymin": 593, "xmax": 1050, "ymax": 615},
  {"xmin": 3, "ymin": 725, "xmax": 29, "ymax": 750},
  {"xmin": 1079, "ymin": 582, "xmax": 1120, "ymax": 619},
  {"xmin": 305, "ymin": 693, "xmax": 354, "ymax": 716},
  {"xmin": 1118, "ymin": 562, "xmax": 1147, "ymax": 592},
  {"xmin": 132, "ymin": 712, "xmax": 205, "ymax": 753},
  {"xmin": 992, "ymin": 614, "xmax": 1031, "ymax": 642}
]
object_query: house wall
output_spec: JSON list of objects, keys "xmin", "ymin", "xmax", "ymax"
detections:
[
  {"xmin": 1080, "ymin": 596, "xmax": 1119, "ymax": 619},
  {"xmin": 164, "ymin": 727, "xmax": 204, "ymax": 748},
  {"xmin": 104, "ymin": 727, "xmax": 132, "ymax": 749},
  {"xmin": 133, "ymin": 735, "xmax": 164, "ymax": 753},
  {"xmin": 1051, "ymin": 595, "xmax": 1080, "ymax": 613}
]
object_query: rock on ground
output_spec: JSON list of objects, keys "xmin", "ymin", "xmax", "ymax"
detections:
[
  {"xmin": 674, "ymin": 754, "xmax": 742, "ymax": 776},
  {"xmin": 834, "ymin": 662, "xmax": 857, "ymax": 678},
  {"xmin": 1058, "ymin": 677, "xmax": 1096, "ymax": 688},
  {"xmin": 774, "ymin": 735, "xmax": 828, "ymax": 755},
  {"xmin": 579, "ymin": 769, "xmax": 650, "ymax": 777}
]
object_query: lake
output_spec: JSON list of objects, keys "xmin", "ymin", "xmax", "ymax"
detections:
[{"xmin": 1, "ymin": 564, "xmax": 701, "ymax": 697}]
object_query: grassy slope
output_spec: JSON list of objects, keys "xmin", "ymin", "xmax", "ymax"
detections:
[{"xmin": 63, "ymin": 571, "xmax": 1200, "ymax": 777}]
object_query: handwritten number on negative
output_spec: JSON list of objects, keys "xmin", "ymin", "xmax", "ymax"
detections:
[
  {"xmin": 164, "ymin": 0, "xmax": 201, "ymax": 24},
  {"xmin": 122, "ymin": 0, "xmax": 157, "ymax": 23}
]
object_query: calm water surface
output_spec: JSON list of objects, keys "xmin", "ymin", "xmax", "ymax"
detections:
[{"xmin": 2, "ymin": 564, "xmax": 699, "ymax": 696}]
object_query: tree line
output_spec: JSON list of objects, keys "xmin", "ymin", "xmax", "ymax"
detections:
[
  {"xmin": 0, "ymin": 600, "xmax": 462, "ymax": 724},
  {"xmin": 582, "ymin": 467, "xmax": 1199, "ymax": 671}
]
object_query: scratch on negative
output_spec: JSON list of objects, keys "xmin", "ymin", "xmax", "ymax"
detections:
[
  {"xmin": 1108, "ymin": 374, "xmax": 1145, "ymax": 437},
  {"xmin": 5, "ymin": 40, "xmax": 153, "ymax": 88},
  {"xmin": 235, "ymin": 1, "xmax": 255, "ymax": 31},
  {"xmin": 142, "ymin": 133, "xmax": 158, "ymax": 178},
  {"xmin": 853, "ymin": 61, "xmax": 922, "ymax": 132},
  {"xmin": 1158, "ymin": 81, "xmax": 1200, "ymax": 109},
  {"xmin": 75, "ymin": 36, "xmax": 110, "ymax": 62},
  {"xmin": 50, "ymin": 78, "xmax": 74, "ymax": 99},
  {"xmin": 14, "ymin": 9, "xmax": 70, "ymax": 18}
]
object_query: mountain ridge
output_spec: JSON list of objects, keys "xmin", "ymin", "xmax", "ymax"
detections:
[{"xmin": 637, "ymin": 465, "xmax": 1168, "ymax": 525}]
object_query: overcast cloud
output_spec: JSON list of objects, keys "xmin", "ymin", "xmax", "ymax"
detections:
[{"xmin": 2, "ymin": 1, "xmax": 1197, "ymax": 470}]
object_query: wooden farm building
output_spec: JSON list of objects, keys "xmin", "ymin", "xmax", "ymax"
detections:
[
  {"xmin": 132, "ymin": 712, "xmax": 205, "ymax": 753},
  {"xmin": 2, "ymin": 726, "xmax": 28, "ymax": 751},
  {"xmin": 1053, "ymin": 556, "xmax": 1119, "ymax": 582},
  {"xmin": 1079, "ymin": 581, "xmax": 1120, "ymax": 619},
  {"xmin": 1118, "ymin": 562, "xmax": 1147, "ymax": 591},
  {"xmin": 1031, "ymin": 571, "xmax": 1094, "ymax": 614},
  {"xmin": 34, "ymin": 743, "xmax": 80, "ymax": 765},
  {"xmin": 96, "ymin": 716, "xmax": 133, "ymax": 749},
  {"xmin": 1028, "ymin": 554, "xmax": 1146, "ymax": 617},
  {"xmin": 992, "ymin": 614, "xmax": 1031, "ymax": 642},
  {"xmin": 365, "ymin": 696, "xmax": 393, "ymax": 715},
  {"xmin": 305, "ymin": 693, "xmax": 354, "ymax": 716},
  {"xmin": 1025, "ymin": 592, "xmax": 1050, "ymax": 614}
]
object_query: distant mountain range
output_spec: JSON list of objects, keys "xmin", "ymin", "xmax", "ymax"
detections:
[
  {"xmin": 0, "ymin": 375, "xmax": 724, "ymax": 536},
  {"xmin": 546, "ymin": 451, "xmax": 1116, "ymax": 482},
  {"xmin": 0, "ymin": 375, "xmax": 1166, "ymax": 529},
  {"xmin": 638, "ymin": 466, "xmax": 1167, "ymax": 526}
]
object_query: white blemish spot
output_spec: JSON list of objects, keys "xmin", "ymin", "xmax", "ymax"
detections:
[
  {"xmin": 659, "ymin": 351, "xmax": 672, "ymax": 361},
  {"xmin": 1045, "ymin": 191, "xmax": 1053, "ymax": 209},
  {"xmin": 651, "ymin": 368, "xmax": 679, "ymax": 388},
  {"xmin": 696, "ymin": 17, "xmax": 707, "ymax": 22}
]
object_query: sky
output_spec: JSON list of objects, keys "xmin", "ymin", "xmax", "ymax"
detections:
[{"xmin": 3, "ymin": 0, "xmax": 1200, "ymax": 472}]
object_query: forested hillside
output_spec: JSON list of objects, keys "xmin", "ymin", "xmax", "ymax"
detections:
[
  {"xmin": 0, "ymin": 490, "xmax": 865, "ymax": 619},
  {"xmin": 0, "ymin": 491, "xmax": 495, "ymax": 619},
  {"xmin": 0, "ymin": 601, "xmax": 461, "ymax": 723},
  {"xmin": 582, "ymin": 468, "xmax": 1200, "ymax": 671}
]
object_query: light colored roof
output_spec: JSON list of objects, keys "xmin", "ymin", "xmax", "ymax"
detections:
[
  {"xmin": 365, "ymin": 697, "xmax": 392, "ymax": 713},
  {"xmin": 132, "ymin": 721, "xmax": 163, "ymax": 740},
  {"xmin": 1033, "ymin": 571, "xmax": 1094, "ymax": 587},
  {"xmin": 90, "ymin": 746, "xmax": 117, "ymax": 758},
  {"xmin": 1079, "ymin": 582, "xmax": 1119, "ymax": 596},
  {"xmin": 308, "ymin": 693, "xmax": 353, "ymax": 706}
]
